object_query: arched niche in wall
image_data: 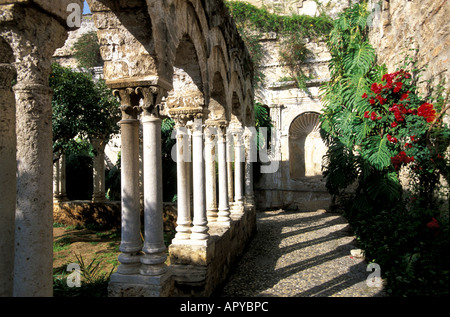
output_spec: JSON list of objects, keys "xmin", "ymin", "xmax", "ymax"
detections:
[{"xmin": 288, "ymin": 111, "xmax": 327, "ymax": 179}]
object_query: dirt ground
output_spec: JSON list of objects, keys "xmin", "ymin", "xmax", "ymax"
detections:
[{"xmin": 53, "ymin": 225, "xmax": 121, "ymax": 277}]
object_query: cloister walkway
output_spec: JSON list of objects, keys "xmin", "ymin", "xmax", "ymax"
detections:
[{"xmin": 217, "ymin": 209, "xmax": 386, "ymax": 297}]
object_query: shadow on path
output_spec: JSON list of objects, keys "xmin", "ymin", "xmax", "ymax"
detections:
[{"xmin": 217, "ymin": 209, "xmax": 385, "ymax": 297}]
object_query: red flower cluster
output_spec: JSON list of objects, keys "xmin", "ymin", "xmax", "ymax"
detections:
[
  {"xmin": 417, "ymin": 102, "xmax": 436, "ymax": 123},
  {"xmin": 387, "ymin": 134, "xmax": 398, "ymax": 143},
  {"xmin": 361, "ymin": 71, "xmax": 439, "ymax": 173},
  {"xmin": 364, "ymin": 111, "xmax": 382, "ymax": 121},
  {"xmin": 364, "ymin": 70, "xmax": 412, "ymax": 102},
  {"xmin": 427, "ymin": 217, "xmax": 440, "ymax": 230},
  {"xmin": 391, "ymin": 151, "xmax": 414, "ymax": 171},
  {"xmin": 370, "ymin": 82, "xmax": 383, "ymax": 94},
  {"xmin": 381, "ymin": 70, "xmax": 411, "ymax": 84}
]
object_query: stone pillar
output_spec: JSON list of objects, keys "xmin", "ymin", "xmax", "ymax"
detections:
[
  {"xmin": 91, "ymin": 137, "xmax": 107, "ymax": 202},
  {"xmin": 226, "ymin": 134, "xmax": 234, "ymax": 205},
  {"xmin": 13, "ymin": 75, "xmax": 55, "ymax": 297},
  {"xmin": 138, "ymin": 86, "xmax": 167, "ymax": 276},
  {"xmin": 0, "ymin": 62, "xmax": 16, "ymax": 297},
  {"xmin": 232, "ymin": 126, "xmax": 245, "ymax": 214},
  {"xmin": 1, "ymin": 4, "xmax": 71, "ymax": 296},
  {"xmin": 216, "ymin": 123, "xmax": 231, "ymax": 226},
  {"xmin": 173, "ymin": 118, "xmax": 192, "ymax": 243},
  {"xmin": 204, "ymin": 125, "xmax": 218, "ymax": 222},
  {"xmin": 113, "ymin": 88, "xmax": 142, "ymax": 275},
  {"xmin": 244, "ymin": 127, "xmax": 256, "ymax": 207},
  {"xmin": 53, "ymin": 154, "xmax": 68, "ymax": 202},
  {"xmin": 191, "ymin": 117, "xmax": 209, "ymax": 242}
]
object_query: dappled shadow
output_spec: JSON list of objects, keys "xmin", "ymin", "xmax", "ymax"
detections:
[{"xmin": 217, "ymin": 209, "xmax": 385, "ymax": 297}]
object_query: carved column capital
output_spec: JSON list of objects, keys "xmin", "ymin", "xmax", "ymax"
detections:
[
  {"xmin": 136, "ymin": 85, "xmax": 166, "ymax": 117},
  {"xmin": 205, "ymin": 119, "xmax": 228, "ymax": 140},
  {"xmin": 113, "ymin": 87, "xmax": 141, "ymax": 119},
  {"xmin": 166, "ymin": 90, "xmax": 207, "ymax": 127}
]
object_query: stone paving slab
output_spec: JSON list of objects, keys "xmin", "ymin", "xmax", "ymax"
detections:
[{"xmin": 218, "ymin": 209, "xmax": 386, "ymax": 297}]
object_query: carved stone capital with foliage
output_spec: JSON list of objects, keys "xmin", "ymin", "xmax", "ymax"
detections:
[
  {"xmin": 136, "ymin": 85, "xmax": 166, "ymax": 117},
  {"xmin": 113, "ymin": 87, "xmax": 141, "ymax": 119}
]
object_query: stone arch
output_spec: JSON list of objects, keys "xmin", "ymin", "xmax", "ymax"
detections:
[
  {"xmin": 288, "ymin": 112, "xmax": 327, "ymax": 179},
  {"xmin": 230, "ymin": 91, "xmax": 242, "ymax": 122},
  {"xmin": 87, "ymin": 0, "xmax": 158, "ymax": 83},
  {"xmin": 165, "ymin": 33, "xmax": 205, "ymax": 115},
  {"xmin": 229, "ymin": 71, "xmax": 245, "ymax": 122},
  {"xmin": 208, "ymin": 28, "xmax": 231, "ymax": 79},
  {"xmin": 171, "ymin": 1, "xmax": 209, "ymax": 92},
  {"xmin": 208, "ymin": 71, "xmax": 228, "ymax": 121}
]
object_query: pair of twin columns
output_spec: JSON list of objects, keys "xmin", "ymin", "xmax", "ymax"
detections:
[{"xmin": 114, "ymin": 85, "xmax": 254, "ymax": 276}]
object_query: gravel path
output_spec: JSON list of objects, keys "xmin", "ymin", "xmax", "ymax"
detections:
[{"xmin": 218, "ymin": 209, "xmax": 386, "ymax": 297}]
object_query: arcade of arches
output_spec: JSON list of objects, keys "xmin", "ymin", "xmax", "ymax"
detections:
[{"xmin": 1, "ymin": 0, "xmax": 259, "ymax": 297}]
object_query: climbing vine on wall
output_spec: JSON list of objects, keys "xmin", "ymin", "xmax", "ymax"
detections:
[{"xmin": 226, "ymin": 1, "xmax": 333, "ymax": 88}]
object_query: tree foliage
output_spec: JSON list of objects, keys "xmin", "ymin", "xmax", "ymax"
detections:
[{"xmin": 50, "ymin": 63, "xmax": 120, "ymax": 160}]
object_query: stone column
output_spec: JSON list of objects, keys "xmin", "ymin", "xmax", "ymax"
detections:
[
  {"xmin": 226, "ymin": 133, "xmax": 234, "ymax": 205},
  {"xmin": 244, "ymin": 127, "xmax": 256, "ymax": 207},
  {"xmin": 138, "ymin": 86, "xmax": 167, "ymax": 276},
  {"xmin": 91, "ymin": 137, "xmax": 107, "ymax": 202},
  {"xmin": 0, "ymin": 63, "xmax": 16, "ymax": 297},
  {"xmin": 191, "ymin": 117, "xmax": 209, "ymax": 242},
  {"xmin": 113, "ymin": 88, "xmax": 142, "ymax": 275},
  {"xmin": 1, "ymin": 4, "xmax": 71, "ymax": 296},
  {"xmin": 53, "ymin": 154, "xmax": 68, "ymax": 202},
  {"xmin": 204, "ymin": 125, "xmax": 218, "ymax": 222},
  {"xmin": 232, "ymin": 126, "xmax": 245, "ymax": 214},
  {"xmin": 216, "ymin": 123, "xmax": 231, "ymax": 226},
  {"xmin": 173, "ymin": 117, "xmax": 192, "ymax": 243}
]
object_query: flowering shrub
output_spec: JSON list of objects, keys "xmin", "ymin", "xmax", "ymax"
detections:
[
  {"xmin": 319, "ymin": 3, "xmax": 449, "ymax": 296},
  {"xmin": 359, "ymin": 69, "xmax": 447, "ymax": 175}
]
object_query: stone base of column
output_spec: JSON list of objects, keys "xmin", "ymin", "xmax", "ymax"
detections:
[
  {"xmin": 170, "ymin": 237, "xmax": 209, "ymax": 247},
  {"xmin": 91, "ymin": 193, "xmax": 106, "ymax": 203},
  {"xmin": 231, "ymin": 201, "xmax": 245, "ymax": 215},
  {"xmin": 216, "ymin": 207, "xmax": 231, "ymax": 227},
  {"xmin": 207, "ymin": 208, "xmax": 218, "ymax": 222},
  {"xmin": 244, "ymin": 195, "xmax": 256, "ymax": 209},
  {"xmin": 169, "ymin": 243, "xmax": 210, "ymax": 270},
  {"xmin": 53, "ymin": 194, "xmax": 68, "ymax": 203},
  {"xmin": 108, "ymin": 271, "xmax": 173, "ymax": 297}
]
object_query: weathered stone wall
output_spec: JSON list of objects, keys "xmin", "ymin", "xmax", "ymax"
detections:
[
  {"xmin": 53, "ymin": 201, "xmax": 121, "ymax": 228},
  {"xmin": 368, "ymin": 0, "xmax": 449, "ymax": 91},
  {"xmin": 241, "ymin": 0, "xmax": 357, "ymax": 17},
  {"xmin": 168, "ymin": 208, "xmax": 257, "ymax": 296},
  {"xmin": 53, "ymin": 14, "xmax": 98, "ymax": 69},
  {"xmin": 238, "ymin": 0, "xmax": 354, "ymax": 211}
]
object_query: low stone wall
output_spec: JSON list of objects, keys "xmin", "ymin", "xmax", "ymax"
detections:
[
  {"xmin": 254, "ymin": 189, "xmax": 331, "ymax": 211},
  {"xmin": 53, "ymin": 201, "xmax": 178, "ymax": 231},
  {"xmin": 108, "ymin": 207, "xmax": 257, "ymax": 297},
  {"xmin": 53, "ymin": 200, "xmax": 121, "ymax": 228},
  {"xmin": 168, "ymin": 207, "xmax": 257, "ymax": 296}
]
